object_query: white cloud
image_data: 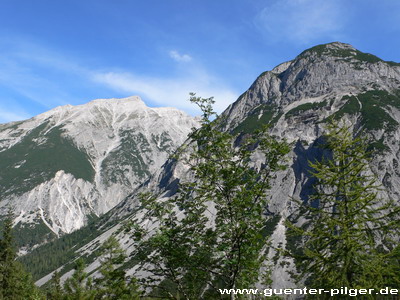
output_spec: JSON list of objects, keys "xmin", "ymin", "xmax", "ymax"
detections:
[
  {"xmin": 255, "ymin": 0, "xmax": 345, "ymax": 44},
  {"xmin": 0, "ymin": 39, "xmax": 89, "ymax": 109},
  {"xmin": 0, "ymin": 107, "xmax": 30, "ymax": 124},
  {"xmin": 0, "ymin": 37, "xmax": 238, "ymax": 120},
  {"xmin": 92, "ymin": 70, "xmax": 238, "ymax": 114},
  {"xmin": 0, "ymin": 61, "xmax": 72, "ymax": 109},
  {"xmin": 169, "ymin": 50, "xmax": 192, "ymax": 62}
]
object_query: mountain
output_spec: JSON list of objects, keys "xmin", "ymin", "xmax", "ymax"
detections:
[
  {"xmin": 0, "ymin": 96, "xmax": 199, "ymax": 251},
  {"xmin": 109, "ymin": 42, "xmax": 400, "ymax": 223},
  {"xmin": 24, "ymin": 42, "xmax": 400, "ymax": 287}
]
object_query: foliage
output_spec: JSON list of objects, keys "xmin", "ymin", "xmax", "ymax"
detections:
[
  {"xmin": 232, "ymin": 104, "xmax": 279, "ymax": 134},
  {"xmin": 285, "ymin": 100, "xmax": 328, "ymax": 119},
  {"xmin": 63, "ymin": 258, "xmax": 95, "ymax": 300},
  {"xmin": 0, "ymin": 124, "xmax": 94, "ymax": 198},
  {"xmin": 287, "ymin": 122, "xmax": 400, "ymax": 294},
  {"xmin": 94, "ymin": 236, "xmax": 140, "ymax": 299},
  {"xmin": 101, "ymin": 131, "xmax": 153, "ymax": 185},
  {"xmin": 19, "ymin": 214, "xmax": 101, "ymax": 280},
  {"xmin": 302, "ymin": 44, "xmax": 388, "ymax": 64},
  {"xmin": 0, "ymin": 208, "xmax": 44, "ymax": 299},
  {"xmin": 47, "ymin": 270, "xmax": 64, "ymax": 300},
  {"xmin": 130, "ymin": 93, "xmax": 290, "ymax": 299},
  {"xmin": 43, "ymin": 235, "xmax": 140, "ymax": 300},
  {"xmin": 328, "ymin": 90, "xmax": 400, "ymax": 132},
  {"xmin": 12, "ymin": 219, "xmax": 56, "ymax": 249}
]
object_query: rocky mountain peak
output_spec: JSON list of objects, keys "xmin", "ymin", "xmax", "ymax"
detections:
[
  {"xmin": 223, "ymin": 42, "xmax": 400, "ymax": 131},
  {"xmin": 298, "ymin": 41, "xmax": 356, "ymax": 57},
  {"xmin": 0, "ymin": 96, "xmax": 199, "ymax": 240},
  {"xmin": 37, "ymin": 96, "xmax": 149, "ymax": 124},
  {"xmin": 89, "ymin": 95, "xmax": 144, "ymax": 104}
]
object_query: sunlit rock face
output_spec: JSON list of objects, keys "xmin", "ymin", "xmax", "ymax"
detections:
[{"xmin": 0, "ymin": 96, "xmax": 199, "ymax": 236}]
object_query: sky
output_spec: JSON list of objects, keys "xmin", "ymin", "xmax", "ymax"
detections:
[{"xmin": 1, "ymin": 0, "xmax": 400, "ymax": 123}]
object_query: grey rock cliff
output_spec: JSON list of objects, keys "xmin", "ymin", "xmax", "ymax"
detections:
[{"xmin": 0, "ymin": 96, "xmax": 199, "ymax": 241}]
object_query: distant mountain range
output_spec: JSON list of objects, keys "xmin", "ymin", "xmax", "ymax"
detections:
[{"xmin": 8, "ymin": 42, "xmax": 400, "ymax": 287}]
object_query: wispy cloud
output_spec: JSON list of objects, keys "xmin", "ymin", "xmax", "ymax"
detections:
[
  {"xmin": 0, "ymin": 37, "xmax": 238, "ymax": 120},
  {"xmin": 92, "ymin": 69, "xmax": 238, "ymax": 114},
  {"xmin": 0, "ymin": 38, "xmax": 89, "ymax": 109},
  {"xmin": 255, "ymin": 0, "xmax": 346, "ymax": 45},
  {"xmin": 0, "ymin": 60, "xmax": 72, "ymax": 109},
  {"xmin": 169, "ymin": 50, "xmax": 192, "ymax": 63}
]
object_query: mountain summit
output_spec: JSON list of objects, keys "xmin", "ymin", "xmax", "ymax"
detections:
[
  {"xmin": 0, "ymin": 96, "xmax": 198, "ymax": 246},
  {"xmin": 224, "ymin": 42, "xmax": 400, "ymax": 132}
]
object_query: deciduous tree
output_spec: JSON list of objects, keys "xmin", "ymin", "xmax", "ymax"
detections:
[
  {"xmin": 132, "ymin": 94, "xmax": 290, "ymax": 299},
  {"xmin": 95, "ymin": 236, "xmax": 140, "ymax": 299}
]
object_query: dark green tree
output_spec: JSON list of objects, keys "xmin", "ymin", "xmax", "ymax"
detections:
[
  {"xmin": 387, "ymin": 244, "xmax": 400, "ymax": 287},
  {"xmin": 288, "ymin": 122, "xmax": 400, "ymax": 294},
  {"xmin": 131, "ymin": 94, "xmax": 290, "ymax": 299},
  {"xmin": 47, "ymin": 270, "xmax": 63, "ymax": 300},
  {"xmin": 63, "ymin": 258, "xmax": 95, "ymax": 300},
  {"xmin": 94, "ymin": 236, "xmax": 140, "ymax": 299},
  {"xmin": 0, "ymin": 207, "xmax": 43, "ymax": 299},
  {"xmin": 0, "ymin": 208, "xmax": 18, "ymax": 298}
]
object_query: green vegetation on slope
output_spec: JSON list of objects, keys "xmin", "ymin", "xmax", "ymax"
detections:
[
  {"xmin": 101, "ymin": 130, "xmax": 152, "ymax": 186},
  {"xmin": 285, "ymin": 100, "xmax": 328, "ymax": 119},
  {"xmin": 18, "ymin": 214, "xmax": 102, "ymax": 281},
  {"xmin": 0, "ymin": 210, "xmax": 43, "ymax": 299},
  {"xmin": 327, "ymin": 90, "xmax": 400, "ymax": 132},
  {"xmin": 232, "ymin": 104, "xmax": 280, "ymax": 134},
  {"xmin": 367, "ymin": 137, "xmax": 389, "ymax": 153},
  {"xmin": 13, "ymin": 220, "xmax": 56, "ymax": 249},
  {"xmin": 151, "ymin": 132, "xmax": 174, "ymax": 153},
  {"xmin": 0, "ymin": 123, "xmax": 95, "ymax": 197},
  {"xmin": 302, "ymin": 43, "xmax": 400, "ymax": 66}
]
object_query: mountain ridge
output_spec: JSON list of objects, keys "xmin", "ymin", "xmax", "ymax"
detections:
[
  {"xmin": 15, "ymin": 42, "xmax": 400, "ymax": 289},
  {"xmin": 0, "ymin": 96, "xmax": 199, "ymax": 243},
  {"xmin": 224, "ymin": 42, "xmax": 400, "ymax": 133}
]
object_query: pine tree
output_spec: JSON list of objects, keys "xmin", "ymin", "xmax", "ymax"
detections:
[
  {"xmin": 0, "ymin": 207, "xmax": 43, "ymax": 299},
  {"xmin": 131, "ymin": 94, "xmax": 290, "ymax": 299},
  {"xmin": 94, "ymin": 236, "xmax": 140, "ymax": 299},
  {"xmin": 63, "ymin": 258, "xmax": 95, "ymax": 300},
  {"xmin": 18, "ymin": 268, "xmax": 44, "ymax": 300},
  {"xmin": 0, "ymin": 208, "xmax": 18, "ymax": 299},
  {"xmin": 47, "ymin": 270, "xmax": 63, "ymax": 300},
  {"xmin": 288, "ymin": 122, "xmax": 400, "ymax": 293}
]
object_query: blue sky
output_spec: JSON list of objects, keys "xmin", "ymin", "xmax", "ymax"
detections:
[{"xmin": 1, "ymin": 0, "xmax": 400, "ymax": 123}]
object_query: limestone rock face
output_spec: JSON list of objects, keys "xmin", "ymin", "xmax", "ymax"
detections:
[
  {"xmin": 0, "ymin": 96, "xmax": 199, "ymax": 236},
  {"xmin": 115, "ymin": 42, "xmax": 400, "ymax": 220},
  {"xmin": 222, "ymin": 42, "xmax": 400, "ymax": 211},
  {"xmin": 224, "ymin": 42, "xmax": 400, "ymax": 129}
]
